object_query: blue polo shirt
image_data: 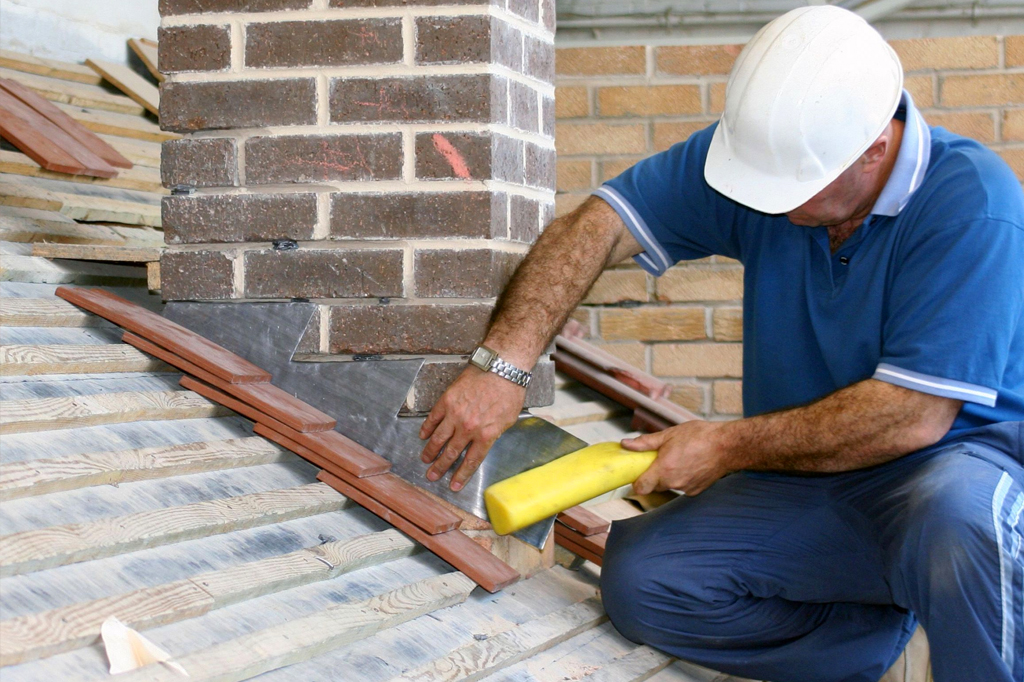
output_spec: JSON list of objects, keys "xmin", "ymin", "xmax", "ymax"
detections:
[{"xmin": 595, "ymin": 91, "xmax": 1024, "ymax": 444}]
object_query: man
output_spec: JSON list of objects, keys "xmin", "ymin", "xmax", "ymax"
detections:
[{"xmin": 419, "ymin": 6, "xmax": 1024, "ymax": 681}]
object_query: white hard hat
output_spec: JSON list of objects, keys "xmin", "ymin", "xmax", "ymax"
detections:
[{"xmin": 704, "ymin": 6, "xmax": 903, "ymax": 214}]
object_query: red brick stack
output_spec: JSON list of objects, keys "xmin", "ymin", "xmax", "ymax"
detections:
[{"xmin": 156, "ymin": 0, "xmax": 557, "ymax": 412}]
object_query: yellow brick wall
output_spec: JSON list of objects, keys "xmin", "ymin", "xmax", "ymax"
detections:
[{"xmin": 556, "ymin": 35, "xmax": 1024, "ymax": 419}]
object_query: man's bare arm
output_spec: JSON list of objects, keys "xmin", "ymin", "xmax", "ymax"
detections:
[
  {"xmin": 419, "ymin": 196, "xmax": 643, "ymax": 490},
  {"xmin": 626, "ymin": 378, "xmax": 962, "ymax": 495}
]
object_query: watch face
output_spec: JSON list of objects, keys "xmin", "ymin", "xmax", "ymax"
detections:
[{"xmin": 470, "ymin": 346, "xmax": 495, "ymax": 368}]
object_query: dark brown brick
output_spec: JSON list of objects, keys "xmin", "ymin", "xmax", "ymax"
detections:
[
  {"xmin": 163, "ymin": 193, "xmax": 317, "ymax": 244},
  {"xmin": 331, "ymin": 0, "xmax": 496, "ymax": 6},
  {"xmin": 161, "ymin": 79, "xmax": 316, "ymax": 133},
  {"xmin": 494, "ymin": 135, "xmax": 524, "ymax": 184},
  {"xmin": 416, "ymin": 16, "xmax": 489, "ymax": 66},
  {"xmin": 401, "ymin": 355, "xmax": 554, "ymax": 413},
  {"xmin": 245, "ymin": 19, "xmax": 402, "ymax": 68},
  {"xmin": 160, "ymin": 0, "xmax": 309, "ymax": 15},
  {"xmin": 540, "ymin": 200, "xmax": 555, "ymax": 228},
  {"xmin": 541, "ymin": 95, "xmax": 555, "ymax": 137},
  {"xmin": 415, "ymin": 132, "xmax": 490, "ymax": 180},
  {"xmin": 525, "ymin": 142, "xmax": 555, "ymax": 190},
  {"xmin": 524, "ymin": 34, "xmax": 554, "ymax": 83},
  {"xmin": 328, "ymin": 302, "xmax": 493, "ymax": 354},
  {"xmin": 508, "ymin": 0, "xmax": 539, "ymax": 24},
  {"xmin": 541, "ymin": 0, "xmax": 555, "ymax": 33},
  {"xmin": 243, "ymin": 248, "xmax": 404, "ymax": 298},
  {"xmin": 246, "ymin": 134, "xmax": 402, "ymax": 184},
  {"xmin": 158, "ymin": 25, "xmax": 231, "ymax": 73},
  {"xmin": 161, "ymin": 138, "xmax": 237, "ymax": 188},
  {"xmin": 510, "ymin": 79, "xmax": 539, "ymax": 133},
  {"xmin": 510, "ymin": 194, "xmax": 540, "ymax": 243},
  {"xmin": 414, "ymin": 248, "xmax": 523, "ymax": 297},
  {"xmin": 160, "ymin": 250, "xmax": 235, "ymax": 300},
  {"xmin": 330, "ymin": 74, "xmax": 507, "ymax": 124},
  {"xmin": 331, "ymin": 192, "xmax": 507, "ymax": 239}
]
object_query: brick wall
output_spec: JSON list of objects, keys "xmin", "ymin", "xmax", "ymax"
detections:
[
  {"xmin": 556, "ymin": 35, "xmax": 1024, "ymax": 419},
  {"xmin": 158, "ymin": 0, "xmax": 556, "ymax": 413}
]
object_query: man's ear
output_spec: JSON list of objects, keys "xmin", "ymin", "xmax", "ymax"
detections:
[{"xmin": 859, "ymin": 125, "xmax": 892, "ymax": 172}]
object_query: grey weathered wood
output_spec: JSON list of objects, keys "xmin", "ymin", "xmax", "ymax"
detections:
[
  {"xmin": 0, "ymin": 66, "xmax": 145, "ymax": 115},
  {"xmin": 0, "ymin": 481, "xmax": 347, "ymax": 576},
  {"xmin": 116, "ymin": 572, "xmax": 478, "ymax": 682},
  {"xmin": 0, "ymin": 344, "xmax": 169, "ymax": 375},
  {"xmin": 0, "ymin": 298, "xmax": 108, "ymax": 327},
  {"xmin": 0, "ymin": 390, "xmax": 227, "ymax": 434},
  {"xmin": 395, "ymin": 599, "xmax": 607, "ymax": 682},
  {"xmin": 0, "ymin": 254, "xmax": 147, "ymax": 286},
  {"xmin": 31, "ymin": 243, "xmax": 163, "ymax": 262},
  {"xmin": 581, "ymin": 647, "xmax": 674, "ymax": 682},
  {"xmin": 0, "ymin": 436, "xmax": 286, "ymax": 501},
  {"xmin": 0, "ymin": 529, "xmax": 417, "ymax": 666}
]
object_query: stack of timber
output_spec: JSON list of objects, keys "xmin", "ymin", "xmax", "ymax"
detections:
[{"xmin": 0, "ymin": 47, "xmax": 170, "ymax": 290}]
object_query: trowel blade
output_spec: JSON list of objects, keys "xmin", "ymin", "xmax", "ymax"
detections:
[{"xmin": 164, "ymin": 301, "xmax": 586, "ymax": 548}]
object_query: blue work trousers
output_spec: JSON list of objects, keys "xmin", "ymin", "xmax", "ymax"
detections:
[{"xmin": 601, "ymin": 439, "xmax": 1024, "ymax": 682}]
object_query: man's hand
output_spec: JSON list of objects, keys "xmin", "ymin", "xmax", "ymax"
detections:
[
  {"xmin": 621, "ymin": 420, "xmax": 737, "ymax": 496},
  {"xmin": 419, "ymin": 366, "xmax": 525, "ymax": 491}
]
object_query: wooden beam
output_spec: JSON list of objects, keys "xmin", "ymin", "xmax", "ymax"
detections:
[
  {"xmin": 580, "ymin": 646, "xmax": 673, "ymax": 682},
  {"xmin": 0, "ymin": 90, "xmax": 92, "ymax": 176},
  {"xmin": 0, "ymin": 298, "xmax": 109, "ymax": 327},
  {"xmin": 128, "ymin": 39, "xmax": 163, "ymax": 83},
  {"xmin": 0, "ymin": 150, "xmax": 163, "ymax": 193},
  {"xmin": 0, "ymin": 529, "xmax": 416, "ymax": 666},
  {"xmin": 112, "ymin": 573, "xmax": 477, "ymax": 682},
  {"xmin": 0, "ymin": 344, "xmax": 171, "ymax": 376},
  {"xmin": 0, "ymin": 206, "xmax": 164, "ymax": 245},
  {"xmin": 0, "ymin": 177, "xmax": 162, "ymax": 227},
  {"xmin": 0, "ymin": 481, "xmax": 346, "ymax": 577},
  {"xmin": 552, "ymin": 532, "xmax": 603, "ymax": 566},
  {"xmin": 98, "ymin": 135, "xmax": 162, "ymax": 167},
  {"xmin": 56, "ymin": 102, "xmax": 174, "ymax": 143},
  {"xmin": 85, "ymin": 59, "xmax": 159, "ymax": 116},
  {"xmin": 0, "ymin": 436, "xmax": 288, "ymax": 502},
  {"xmin": 0, "ymin": 254, "xmax": 147, "ymax": 286},
  {"xmin": 557, "ymin": 506, "xmax": 611, "ymax": 536},
  {"xmin": 318, "ymin": 470, "xmax": 520, "ymax": 593},
  {"xmin": 256, "ymin": 423, "xmax": 461, "ymax": 535},
  {"xmin": 393, "ymin": 599, "xmax": 607, "ymax": 682},
  {"xmin": 554, "ymin": 525, "xmax": 608, "ymax": 557},
  {"xmin": 56, "ymin": 287, "xmax": 272, "ymax": 384},
  {"xmin": 0, "ymin": 49, "xmax": 103, "ymax": 85},
  {"xmin": 31, "ymin": 242, "xmax": 163, "ymax": 262},
  {"xmin": 124, "ymin": 335, "xmax": 335, "ymax": 432},
  {"xmin": 532, "ymin": 400, "xmax": 627, "ymax": 427},
  {"xmin": 0, "ymin": 67, "xmax": 145, "ymax": 115},
  {"xmin": 147, "ymin": 260, "xmax": 161, "ymax": 292},
  {"xmin": 0, "ymin": 389, "xmax": 227, "ymax": 435}
]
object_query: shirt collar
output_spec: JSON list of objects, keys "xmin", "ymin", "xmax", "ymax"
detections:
[{"xmin": 870, "ymin": 89, "xmax": 932, "ymax": 217}]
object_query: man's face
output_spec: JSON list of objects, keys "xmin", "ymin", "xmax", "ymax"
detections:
[{"xmin": 784, "ymin": 161, "xmax": 868, "ymax": 227}]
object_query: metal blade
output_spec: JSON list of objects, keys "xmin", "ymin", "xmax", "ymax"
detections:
[{"xmin": 163, "ymin": 302, "xmax": 586, "ymax": 548}]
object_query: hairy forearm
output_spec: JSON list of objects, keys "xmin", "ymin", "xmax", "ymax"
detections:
[
  {"xmin": 723, "ymin": 379, "xmax": 961, "ymax": 473},
  {"xmin": 485, "ymin": 197, "xmax": 639, "ymax": 367}
]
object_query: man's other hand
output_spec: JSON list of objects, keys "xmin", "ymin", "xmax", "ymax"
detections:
[
  {"xmin": 621, "ymin": 420, "xmax": 737, "ymax": 496},
  {"xmin": 419, "ymin": 366, "xmax": 525, "ymax": 491}
]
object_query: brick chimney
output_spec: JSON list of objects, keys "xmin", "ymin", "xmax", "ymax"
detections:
[{"xmin": 157, "ymin": 0, "xmax": 556, "ymax": 413}]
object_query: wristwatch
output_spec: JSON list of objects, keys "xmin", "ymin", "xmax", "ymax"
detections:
[{"xmin": 469, "ymin": 345, "xmax": 532, "ymax": 388}]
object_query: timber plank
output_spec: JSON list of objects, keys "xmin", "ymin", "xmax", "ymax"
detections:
[
  {"xmin": 0, "ymin": 212, "xmax": 163, "ymax": 245},
  {"xmin": 581, "ymin": 646, "xmax": 674, "ymax": 682},
  {"xmin": 113, "ymin": 573, "xmax": 476, "ymax": 682},
  {"xmin": 0, "ymin": 67, "xmax": 146, "ymax": 115},
  {"xmin": 0, "ymin": 254, "xmax": 147, "ymax": 286},
  {"xmin": 0, "ymin": 83, "xmax": 119, "ymax": 177},
  {"xmin": 128, "ymin": 39, "xmax": 163, "ymax": 82},
  {"xmin": 125, "ymin": 334, "xmax": 336, "ymax": 432},
  {"xmin": 56, "ymin": 102, "xmax": 174, "ymax": 143},
  {"xmin": 0, "ymin": 389, "xmax": 227, "ymax": 434},
  {"xmin": 0, "ymin": 50, "xmax": 103, "ymax": 85},
  {"xmin": 552, "ymin": 532, "xmax": 603, "ymax": 566},
  {"xmin": 0, "ymin": 529, "xmax": 415, "ymax": 666},
  {"xmin": 555, "ymin": 525, "xmax": 608, "ymax": 557},
  {"xmin": 557, "ymin": 506, "xmax": 611, "ymax": 536},
  {"xmin": 0, "ymin": 150, "xmax": 161, "ymax": 192},
  {"xmin": 0, "ymin": 343, "xmax": 171, "ymax": 376},
  {"xmin": 0, "ymin": 481, "xmax": 346, "ymax": 577},
  {"xmin": 394, "ymin": 599, "xmax": 607, "ymax": 682},
  {"xmin": 86, "ymin": 59, "xmax": 159, "ymax": 116},
  {"xmin": 0, "ymin": 298, "xmax": 109, "ymax": 327},
  {"xmin": 0, "ymin": 436, "xmax": 288, "ymax": 501},
  {"xmin": 56, "ymin": 287, "xmax": 272, "ymax": 384},
  {"xmin": 318, "ymin": 470, "xmax": 520, "ymax": 593},
  {"xmin": 98, "ymin": 134, "xmax": 161, "ymax": 167},
  {"xmin": 0, "ymin": 93, "xmax": 89, "ymax": 175},
  {"xmin": 31, "ymin": 243, "xmax": 163, "ymax": 262},
  {"xmin": 0, "ymin": 177, "xmax": 161, "ymax": 227},
  {"xmin": 256, "ymin": 423, "xmax": 461, "ymax": 535}
]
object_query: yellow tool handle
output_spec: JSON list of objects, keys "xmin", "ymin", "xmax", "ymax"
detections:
[{"xmin": 484, "ymin": 442, "xmax": 657, "ymax": 536}]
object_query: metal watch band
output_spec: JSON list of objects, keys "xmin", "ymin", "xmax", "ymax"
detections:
[{"xmin": 489, "ymin": 357, "xmax": 532, "ymax": 388}]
